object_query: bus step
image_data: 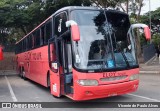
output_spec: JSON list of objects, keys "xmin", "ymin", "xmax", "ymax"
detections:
[
  {"xmin": 70, "ymin": 86, "xmax": 73, "ymax": 93},
  {"xmin": 66, "ymin": 94, "xmax": 73, "ymax": 99}
]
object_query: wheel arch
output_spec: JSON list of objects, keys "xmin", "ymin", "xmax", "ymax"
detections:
[{"xmin": 47, "ymin": 70, "xmax": 50, "ymax": 87}]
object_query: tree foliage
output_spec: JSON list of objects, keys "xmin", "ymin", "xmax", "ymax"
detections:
[
  {"xmin": 0, "ymin": 0, "xmax": 149, "ymax": 56},
  {"xmin": 140, "ymin": 7, "xmax": 160, "ymax": 46},
  {"xmin": 0, "ymin": 0, "xmax": 91, "ymax": 45}
]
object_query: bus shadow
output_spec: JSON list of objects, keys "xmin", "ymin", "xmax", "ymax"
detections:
[
  {"xmin": 43, "ymin": 96, "xmax": 133, "ymax": 108},
  {"xmin": 17, "ymin": 75, "xmax": 132, "ymax": 103}
]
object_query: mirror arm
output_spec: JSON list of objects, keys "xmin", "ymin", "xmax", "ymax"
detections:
[{"xmin": 57, "ymin": 30, "xmax": 70, "ymax": 40}]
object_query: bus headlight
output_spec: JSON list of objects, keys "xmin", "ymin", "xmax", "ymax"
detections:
[
  {"xmin": 77, "ymin": 79, "xmax": 98, "ymax": 86},
  {"xmin": 129, "ymin": 74, "xmax": 139, "ymax": 81}
]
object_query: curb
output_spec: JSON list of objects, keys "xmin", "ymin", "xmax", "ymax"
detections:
[
  {"xmin": 139, "ymin": 71, "xmax": 160, "ymax": 74},
  {"xmin": 144, "ymin": 55, "xmax": 156, "ymax": 65}
]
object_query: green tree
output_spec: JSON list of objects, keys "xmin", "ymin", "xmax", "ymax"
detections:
[
  {"xmin": 90, "ymin": 0, "xmax": 121, "ymax": 8},
  {"xmin": 0, "ymin": 0, "xmax": 92, "ymax": 44},
  {"xmin": 140, "ymin": 7, "xmax": 160, "ymax": 47}
]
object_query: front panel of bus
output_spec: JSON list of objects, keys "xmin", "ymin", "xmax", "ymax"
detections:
[{"xmin": 70, "ymin": 9, "xmax": 139, "ymax": 101}]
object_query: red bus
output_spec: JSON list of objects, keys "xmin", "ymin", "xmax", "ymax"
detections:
[
  {"xmin": 0, "ymin": 46, "xmax": 3, "ymax": 60},
  {"xmin": 15, "ymin": 6, "xmax": 150, "ymax": 101}
]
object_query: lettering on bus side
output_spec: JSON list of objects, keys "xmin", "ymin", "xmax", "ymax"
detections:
[
  {"xmin": 32, "ymin": 52, "xmax": 42, "ymax": 60},
  {"xmin": 24, "ymin": 52, "xmax": 42, "ymax": 60},
  {"xmin": 24, "ymin": 52, "xmax": 32, "ymax": 60}
]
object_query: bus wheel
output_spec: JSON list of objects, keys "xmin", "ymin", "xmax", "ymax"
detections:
[
  {"xmin": 22, "ymin": 70, "xmax": 26, "ymax": 80},
  {"xmin": 52, "ymin": 94, "xmax": 64, "ymax": 98},
  {"xmin": 47, "ymin": 72, "xmax": 50, "ymax": 88},
  {"xmin": 19, "ymin": 67, "xmax": 23, "ymax": 78}
]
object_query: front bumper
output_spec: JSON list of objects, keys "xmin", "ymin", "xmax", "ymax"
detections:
[{"xmin": 73, "ymin": 80, "xmax": 139, "ymax": 101}]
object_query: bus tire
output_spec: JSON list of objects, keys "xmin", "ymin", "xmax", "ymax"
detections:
[
  {"xmin": 22, "ymin": 68, "xmax": 26, "ymax": 80},
  {"xmin": 47, "ymin": 72, "xmax": 50, "ymax": 88},
  {"xmin": 19, "ymin": 67, "xmax": 23, "ymax": 78},
  {"xmin": 52, "ymin": 94, "xmax": 64, "ymax": 98}
]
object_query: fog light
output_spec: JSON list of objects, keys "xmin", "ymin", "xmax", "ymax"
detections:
[{"xmin": 130, "ymin": 74, "xmax": 139, "ymax": 81}]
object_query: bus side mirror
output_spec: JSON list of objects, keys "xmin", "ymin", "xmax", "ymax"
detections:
[
  {"xmin": 144, "ymin": 27, "xmax": 151, "ymax": 40},
  {"xmin": 130, "ymin": 24, "xmax": 151, "ymax": 41},
  {"xmin": 66, "ymin": 20, "xmax": 80, "ymax": 41}
]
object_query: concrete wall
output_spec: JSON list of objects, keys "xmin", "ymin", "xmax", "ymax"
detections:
[
  {"xmin": 142, "ymin": 44, "xmax": 156, "ymax": 62},
  {"xmin": 0, "ymin": 52, "xmax": 16, "ymax": 70}
]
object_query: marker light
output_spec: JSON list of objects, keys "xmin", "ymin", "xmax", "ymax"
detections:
[
  {"xmin": 77, "ymin": 79, "xmax": 98, "ymax": 86},
  {"xmin": 129, "ymin": 74, "xmax": 139, "ymax": 81}
]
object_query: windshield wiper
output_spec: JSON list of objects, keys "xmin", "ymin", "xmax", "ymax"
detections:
[{"xmin": 116, "ymin": 44, "xmax": 130, "ymax": 68}]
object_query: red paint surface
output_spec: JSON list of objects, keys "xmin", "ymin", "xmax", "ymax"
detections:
[
  {"xmin": 72, "ymin": 68, "xmax": 139, "ymax": 101},
  {"xmin": 144, "ymin": 27, "xmax": 151, "ymax": 40},
  {"xmin": 16, "ymin": 45, "xmax": 139, "ymax": 101},
  {"xmin": 17, "ymin": 46, "xmax": 49, "ymax": 87},
  {"xmin": 0, "ymin": 47, "xmax": 3, "ymax": 60}
]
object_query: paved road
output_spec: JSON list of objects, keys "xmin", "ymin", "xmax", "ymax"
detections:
[{"xmin": 0, "ymin": 73, "xmax": 160, "ymax": 111}]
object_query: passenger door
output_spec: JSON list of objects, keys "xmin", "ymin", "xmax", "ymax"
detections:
[
  {"xmin": 48, "ymin": 37, "xmax": 61, "ymax": 97},
  {"xmin": 49, "ymin": 11, "xmax": 68, "ymax": 97}
]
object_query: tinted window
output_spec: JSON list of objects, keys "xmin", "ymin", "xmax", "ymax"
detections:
[
  {"xmin": 31, "ymin": 34, "xmax": 35, "ymax": 48},
  {"xmin": 54, "ymin": 12, "xmax": 68, "ymax": 37},
  {"xmin": 23, "ymin": 40, "xmax": 26, "ymax": 51},
  {"xmin": 24, "ymin": 38, "xmax": 27, "ymax": 51},
  {"xmin": 28, "ymin": 35, "xmax": 32, "ymax": 49},
  {"xmin": 106, "ymin": 11, "xmax": 130, "ymax": 42},
  {"xmin": 46, "ymin": 21, "xmax": 52, "ymax": 42},
  {"xmin": 20, "ymin": 41, "xmax": 22, "ymax": 53},
  {"xmin": 35, "ymin": 29, "xmax": 40, "ymax": 47},
  {"xmin": 25, "ymin": 38, "xmax": 28, "ymax": 50},
  {"xmin": 40, "ymin": 26, "xmax": 45, "ymax": 45}
]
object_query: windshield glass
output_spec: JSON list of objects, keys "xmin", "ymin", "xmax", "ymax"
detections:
[
  {"xmin": 105, "ymin": 11, "xmax": 137, "ymax": 67},
  {"xmin": 71, "ymin": 10, "xmax": 138, "ymax": 71}
]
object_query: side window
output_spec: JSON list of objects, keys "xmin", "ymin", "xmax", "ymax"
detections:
[
  {"xmin": 40, "ymin": 26, "xmax": 45, "ymax": 45},
  {"xmin": 24, "ymin": 38, "xmax": 27, "ymax": 51},
  {"xmin": 20, "ymin": 41, "xmax": 22, "ymax": 53},
  {"xmin": 22, "ymin": 40, "xmax": 26, "ymax": 52},
  {"xmin": 35, "ymin": 29, "xmax": 40, "ymax": 47},
  {"xmin": 66, "ymin": 43, "xmax": 72, "ymax": 73},
  {"xmin": 28, "ymin": 35, "xmax": 32, "ymax": 50},
  {"xmin": 46, "ymin": 21, "xmax": 52, "ymax": 43},
  {"xmin": 25, "ymin": 37, "xmax": 28, "ymax": 51},
  {"xmin": 54, "ymin": 12, "xmax": 68, "ymax": 37},
  {"xmin": 22, "ymin": 41, "xmax": 24, "ymax": 52},
  {"xmin": 32, "ymin": 34, "xmax": 35, "ymax": 48}
]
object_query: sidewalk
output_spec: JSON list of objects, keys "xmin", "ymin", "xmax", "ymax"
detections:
[{"xmin": 139, "ymin": 55, "xmax": 160, "ymax": 74}]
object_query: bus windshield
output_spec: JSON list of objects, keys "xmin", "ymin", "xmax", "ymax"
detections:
[{"xmin": 71, "ymin": 10, "xmax": 138, "ymax": 71}]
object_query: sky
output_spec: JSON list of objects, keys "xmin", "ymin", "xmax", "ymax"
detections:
[{"xmin": 141, "ymin": 0, "xmax": 160, "ymax": 14}]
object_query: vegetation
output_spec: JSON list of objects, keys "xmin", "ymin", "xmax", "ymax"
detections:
[
  {"xmin": 0, "ymin": 0, "xmax": 92, "ymax": 45},
  {"xmin": 140, "ymin": 7, "xmax": 160, "ymax": 46},
  {"xmin": 0, "ymin": 0, "xmax": 159, "ymax": 59}
]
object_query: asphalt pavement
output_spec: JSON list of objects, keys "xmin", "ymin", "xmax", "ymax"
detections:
[
  {"xmin": 140, "ymin": 55, "xmax": 160, "ymax": 74},
  {"xmin": 0, "ymin": 72, "xmax": 160, "ymax": 111},
  {"xmin": 0, "ymin": 56, "xmax": 160, "ymax": 111}
]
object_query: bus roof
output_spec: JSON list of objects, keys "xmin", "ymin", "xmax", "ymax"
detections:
[{"xmin": 16, "ymin": 6, "xmax": 128, "ymax": 44}]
